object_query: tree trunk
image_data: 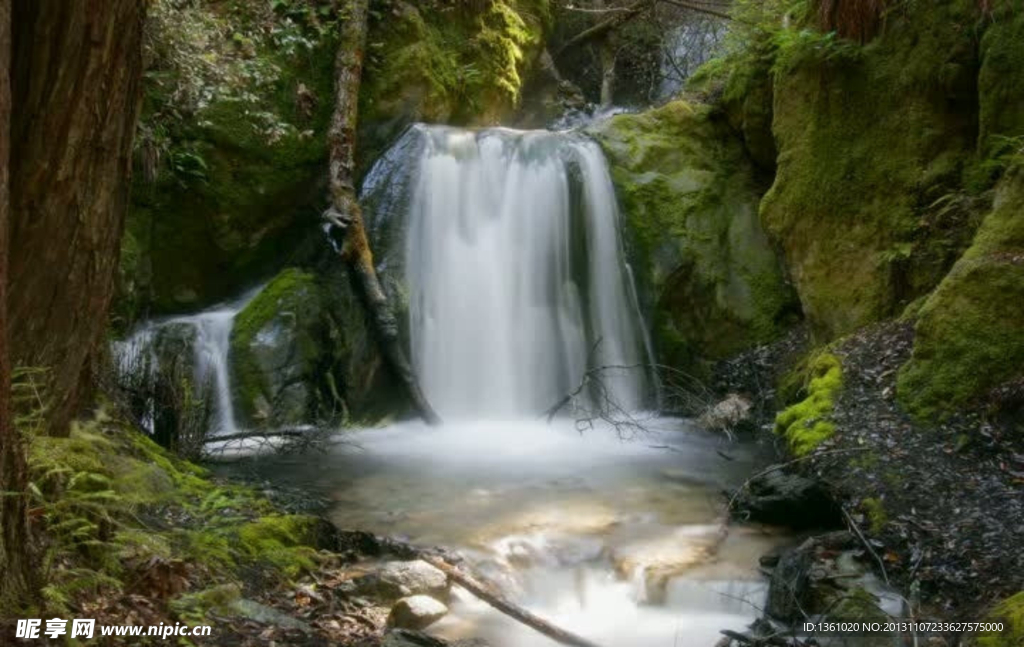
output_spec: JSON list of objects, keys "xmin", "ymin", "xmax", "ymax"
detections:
[
  {"xmin": 596, "ymin": 0, "xmax": 617, "ymax": 108},
  {"xmin": 326, "ymin": 0, "xmax": 440, "ymax": 425},
  {"xmin": 7, "ymin": 0, "xmax": 146, "ymax": 436},
  {"xmin": 0, "ymin": 0, "xmax": 35, "ymax": 615}
]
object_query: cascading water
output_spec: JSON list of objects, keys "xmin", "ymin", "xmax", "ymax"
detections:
[
  {"xmin": 369, "ymin": 125, "xmax": 653, "ymax": 419},
  {"xmin": 264, "ymin": 123, "xmax": 788, "ymax": 647},
  {"xmin": 114, "ymin": 289, "xmax": 259, "ymax": 437}
]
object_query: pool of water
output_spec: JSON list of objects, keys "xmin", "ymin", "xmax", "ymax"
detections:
[{"xmin": 234, "ymin": 417, "xmax": 792, "ymax": 647}]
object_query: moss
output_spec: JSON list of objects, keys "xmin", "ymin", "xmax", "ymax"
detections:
[
  {"xmin": 757, "ymin": 0, "xmax": 983, "ymax": 340},
  {"xmin": 359, "ymin": 0, "xmax": 548, "ymax": 163},
  {"xmin": 236, "ymin": 515, "xmax": 321, "ymax": 578},
  {"xmin": 829, "ymin": 587, "xmax": 888, "ymax": 623},
  {"xmin": 976, "ymin": 592, "xmax": 1024, "ymax": 647},
  {"xmin": 859, "ymin": 497, "xmax": 887, "ymax": 534},
  {"xmin": 229, "ymin": 267, "xmax": 345, "ymax": 427},
  {"xmin": 898, "ymin": 164, "xmax": 1024, "ymax": 416},
  {"xmin": 589, "ymin": 99, "xmax": 797, "ymax": 371},
  {"xmin": 775, "ymin": 353, "xmax": 842, "ymax": 455},
  {"xmin": 27, "ymin": 411, "xmax": 333, "ymax": 619},
  {"xmin": 125, "ymin": 1, "xmax": 337, "ymax": 314},
  {"xmin": 978, "ymin": 1, "xmax": 1024, "ymax": 159}
]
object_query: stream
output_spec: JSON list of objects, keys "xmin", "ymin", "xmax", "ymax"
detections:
[
  {"xmin": 243, "ymin": 418, "xmax": 790, "ymax": 646},
  {"xmin": 124, "ymin": 123, "xmax": 797, "ymax": 645}
]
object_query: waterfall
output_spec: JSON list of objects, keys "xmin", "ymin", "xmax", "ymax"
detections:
[
  {"xmin": 114, "ymin": 289, "xmax": 258, "ymax": 437},
  {"xmin": 367, "ymin": 125, "xmax": 653, "ymax": 419}
]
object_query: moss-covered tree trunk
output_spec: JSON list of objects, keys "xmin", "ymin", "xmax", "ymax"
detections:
[
  {"xmin": 0, "ymin": 0, "xmax": 35, "ymax": 613},
  {"xmin": 326, "ymin": 0, "xmax": 440, "ymax": 425},
  {"xmin": 7, "ymin": 0, "xmax": 146, "ymax": 436}
]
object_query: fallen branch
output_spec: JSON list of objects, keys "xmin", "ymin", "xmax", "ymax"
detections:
[{"xmin": 420, "ymin": 556, "xmax": 604, "ymax": 647}]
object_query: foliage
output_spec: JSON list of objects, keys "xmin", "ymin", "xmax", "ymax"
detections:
[
  {"xmin": 774, "ymin": 352, "xmax": 842, "ymax": 455},
  {"xmin": 23, "ymin": 410, "xmax": 329, "ymax": 620},
  {"xmin": 976, "ymin": 591, "xmax": 1024, "ymax": 647},
  {"xmin": 898, "ymin": 163, "xmax": 1024, "ymax": 416}
]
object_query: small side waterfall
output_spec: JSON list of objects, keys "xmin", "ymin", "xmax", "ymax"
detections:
[
  {"xmin": 366, "ymin": 125, "xmax": 654, "ymax": 419},
  {"xmin": 114, "ymin": 289, "xmax": 258, "ymax": 437}
]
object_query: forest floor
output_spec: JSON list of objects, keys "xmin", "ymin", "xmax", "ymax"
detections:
[
  {"xmin": 815, "ymin": 322, "xmax": 1024, "ymax": 617},
  {"xmin": 723, "ymin": 321, "xmax": 1024, "ymax": 635}
]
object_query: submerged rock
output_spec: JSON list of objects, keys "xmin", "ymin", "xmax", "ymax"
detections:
[{"xmin": 387, "ymin": 595, "xmax": 449, "ymax": 630}]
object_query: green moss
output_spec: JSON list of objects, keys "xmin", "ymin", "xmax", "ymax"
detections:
[
  {"xmin": 757, "ymin": 0, "xmax": 983, "ymax": 340},
  {"xmin": 898, "ymin": 164, "xmax": 1024, "ymax": 416},
  {"xmin": 978, "ymin": 1, "xmax": 1024, "ymax": 160},
  {"xmin": 860, "ymin": 497, "xmax": 887, "ymax": 534},
  {"xmin": 829, "ymin": 587, "xmax": 888, "ymax": 623},
  {"xmin": 976, "ymin": 592, "xmax": 1024, "ymax": 647},
  {"xmin": 589, "ymin": 99, "xmax": 797, "ymax": 371},
  {"xmin": 237, "ymin": 515, "xmax": 321, "ymax": 578},
  {"xmin": 360, "ymin": 0, "xmax": 548, "ymax": 161},
  {"xmin": 229, "ymin": 268, "xmax": 342, "ymax": 427},
  {"xmin": 27, "ymin": 411, "xmax": 333, "ymax": 618},
  {"xmin": 125, "ymin": 1, "xmax": 337, "ymax": 314},
  {"xmin": 775, "ymin": 353, "xmax": 842, "ymax": 455}
]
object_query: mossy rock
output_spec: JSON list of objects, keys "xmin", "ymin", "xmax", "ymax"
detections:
[
  {"xmin": 898, "ymin": 164, "xmax": 1024, "ymax": 416},
  {"xmin": 230, "ymin": 268, "xmax": 349, "ymax": 428},
  {"xmin": 125, "ymin": 3, "xmax": 338, "ymax": 316},
  {"xmin": 978, "ymin": 1, "xmax": 1024, "ymax": 159},
  {"xmin": 359, "ymin": 0, "xmax": 550, "ymax": 166},
  {"xmin": 589, "ymin": 99, "xmax": 797, "ymax": 371},
  {"xmin": 775, "ymin": 352, "xmax": 842, "ymax": 455},
  {"xmin": 760, "ymin": 0, "xmax": 983, "ymax": 340},
  {"xmin": 975, "ymin": 591, "xmax": 1024, "ymax": 647}
]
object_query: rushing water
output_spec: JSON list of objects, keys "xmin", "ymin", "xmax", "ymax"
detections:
[
  {"xmin": 294, "ymin": 125, "xmax": 786, "ymax": 645},
  {"xmin": 114, "ymin": 288, "xmax": 259, "ymax": 437},
  {"xmin": 371, "ymin": 125, "xmax": 655, "ymax": 418}
]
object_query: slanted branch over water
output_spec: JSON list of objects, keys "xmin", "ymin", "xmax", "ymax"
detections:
[{"xmin": 324, "ymin": 0, "xmax": 439, "ymax": 425}]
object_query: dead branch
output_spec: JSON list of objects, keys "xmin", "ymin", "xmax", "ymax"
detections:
[
  {"xmin": 326, "ymin": 0, "xmax": 440, "ymax": 426},
  {"xmin": 421, "ymin": 556, "xmax": 605, "ymax": 647}
]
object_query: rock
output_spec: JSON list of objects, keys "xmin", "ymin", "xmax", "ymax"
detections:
[
  {"xmin": 732, "ymin": 467, "xmax": 842, "ymax": 529},
  {"xmin": 698, "ymin": 393, "xmax": 753, "ymax": 431},
  {"xmin": 229, "ymin": 268, "xmax": 348, "ymax": 429},
  {"xmin": 359, "ymin": 560, "xmax": 449, "ymax": 602},
  {"xmin": 588, "ymin": 100, "xmax": 798, "ymax": 373},
  {"xmin": 387, "ymin": 595, "xmax": 449, "ymax": 631},
  {"xmin": 898, "ymin": 164, "xmax": 1024, "ymax": 416}
]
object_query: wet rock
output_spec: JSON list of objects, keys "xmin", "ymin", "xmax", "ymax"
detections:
[
  {"xmin": 358, "ymin": 559, "xmax": 449, "ymax": 602},
  {"xmin": 732, "ymin": 467, "xmax": 842, "ymax": 529},
  {"xmin": 387, "ymin": 595, "xmax": 449, "ymax": 630}
]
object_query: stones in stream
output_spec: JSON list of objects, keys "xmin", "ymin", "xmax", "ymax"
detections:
[
  {"xmin": 731, "ymin": 467, "xmax": 843, "ymax": 529},
  {"xmin": 387, "ymin": 595, "xmax": 450, "ymax": 630}
]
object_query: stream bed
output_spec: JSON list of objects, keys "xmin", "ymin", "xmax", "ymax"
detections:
[{"xmin": 239, "ymin": 417, "xmax": 793, "ymax": 647}]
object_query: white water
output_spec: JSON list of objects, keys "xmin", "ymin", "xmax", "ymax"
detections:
[
  {"xmin": 114, "ymin": 289, "xmax": 259, "ymax": 437},
  {"xmin": 269, "ymin": 125, "xmax": 786, "ymax": 646},
  {"xmin": 405, "ymin": 126, "xmax": 652, "ymax": 418}
]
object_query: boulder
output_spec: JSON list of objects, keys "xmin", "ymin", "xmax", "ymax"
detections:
[
  {"xmin": 387, "ymin": 595, "xmax": 449, "ymax": 631},
  {"xmin": 698, "ymin": 393, "xmax": 753, "ymax": 432},
  {"xmin": 358, "ymin": 560, "xmax": 450, "ymax": 602},
  {"xmin": 589, "ymin": 100, "xmax": 797, "ymax": 374},
  {"xmin": 732, "ymin": 467, "xmax": 842, "ymax": 530}
]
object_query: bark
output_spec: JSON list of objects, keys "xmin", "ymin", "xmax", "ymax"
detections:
[
  {"xmin": 0, "ymin": 0, "xmax": 35, "ymax": 614},
  {"xmin": 596, "ymin": 0, "xmax": 618, "ymax": 108},
  {"xmin": 7, "ymin": 0, "xmax": 146, "ymax": 436},
  {"xmin": 326, "ymin": 0, "xmax": 440, "ymax": 425}
]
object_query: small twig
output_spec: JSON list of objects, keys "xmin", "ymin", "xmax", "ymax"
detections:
[{"xmin": 842, "ymin": 507, "xmax": 890, "ymax": 585}]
